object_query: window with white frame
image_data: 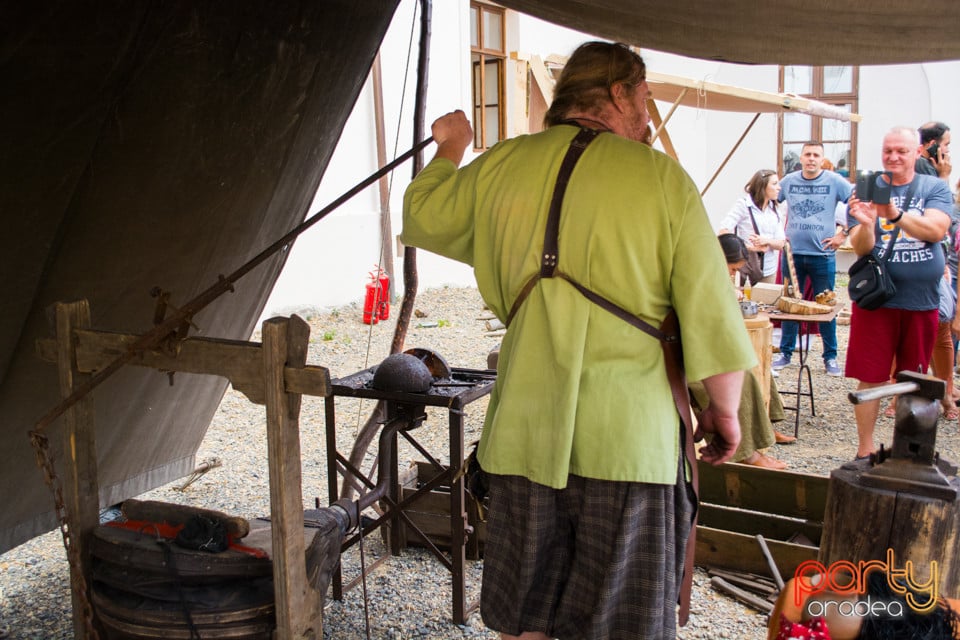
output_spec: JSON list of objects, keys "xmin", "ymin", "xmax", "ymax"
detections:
[
  {"xmin": 779, "ymin": 66, "xmax": 859, "ymax": 180},
  {"xmin": 470, "ymin": 2, "xmax": 505, "ymax": 150}
]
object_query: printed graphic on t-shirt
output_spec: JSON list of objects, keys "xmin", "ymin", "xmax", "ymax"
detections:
[
  {"xmin": 874, "ymin": 191, "xmax": 947, "ymax": 310},
  {"xmin": 878, "ymin": 195, "xmax": 934, "ymax": 257}
]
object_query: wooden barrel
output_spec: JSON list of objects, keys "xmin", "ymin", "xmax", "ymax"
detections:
[
  {"xmin": 744, "ymin": 313, "xmax": 772, "ymax": 411},
  {"xmin": 818, "ymin": 466, "xmax": 960, "ymax": 601}
]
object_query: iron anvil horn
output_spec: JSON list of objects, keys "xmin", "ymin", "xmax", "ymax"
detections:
[{"xmin": 848, "ymin": 370, "xmax": 959, "ymax": 500}]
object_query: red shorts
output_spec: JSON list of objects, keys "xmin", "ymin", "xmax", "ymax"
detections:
[{"xmin": 844, "ymin": 306, "xmax": 939, "ymax": 383}]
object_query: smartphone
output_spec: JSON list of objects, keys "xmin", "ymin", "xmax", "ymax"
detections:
[
  {"xmin": 928, "ymin": 141, "xmax": 941, "ymax": 162},
  {"xmin": 855, "ymin": 170, "xmax": 875, "ymax": 201}
]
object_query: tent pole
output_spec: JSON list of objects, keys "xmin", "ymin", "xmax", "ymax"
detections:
[
  {"xmin": 371, "ymin": 53, "xmax": 396, "ymax": 302},
  {"xmin": 391, "ymin": 0, "xmax": 431, "ymax": 356},
  {"xmin": 700, "ymin": 112, "xmax": 761, "ymax": 196}
]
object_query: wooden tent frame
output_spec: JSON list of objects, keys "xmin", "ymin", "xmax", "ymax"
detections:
[
  {"xmin": 527, "ymin": 54, "xmax": 862, "ymax": 195},
  {"xmin": 38, "ymin": 300, "xmax": 333, "ymax": 639}
]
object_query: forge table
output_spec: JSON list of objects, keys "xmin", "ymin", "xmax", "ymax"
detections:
[
  {"xmin": 324, "ymin": 366, "xmax": 496, "ymax": 624},
  {"xmin": 768, "ymin": 306, "xmax": 842, "ymax": 437}
]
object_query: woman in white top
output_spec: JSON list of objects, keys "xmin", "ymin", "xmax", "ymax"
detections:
[{"xmin": 717, "ymin": 169, "xmax": 787, "ymax": 284}]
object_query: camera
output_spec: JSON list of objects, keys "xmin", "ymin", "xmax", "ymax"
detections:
[{"xmin": 855, "ymin": 170, "xmax": 891, "ymax": 205}]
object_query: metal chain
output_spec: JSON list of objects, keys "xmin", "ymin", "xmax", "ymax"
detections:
[{"xmin": 29, "ymin": 431, "xmax": 101, "ymax": 640}]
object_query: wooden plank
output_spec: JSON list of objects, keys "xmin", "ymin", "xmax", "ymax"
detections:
[
  {"xmin": 695, "ymin": 525, "xmax": 818, "ymax": 580},
  {"xmin": 697, "ymin": 461, "xmax": 828, "ymax": 521},
  {"xmin": 646, "ymin": 97, "xmax": 680, "ymax": 160},
  {"xmin": 395, "ymin": 462, "xmax": 487, "ymax": 560},
  {"xmin": 56, "ymin": 300, "xmax": 100, "ymax": 640},
  {"xmin": 710, "ymin": 576, "xmax": 774, "ymax": 614},
  {"xmin": 263, "ymin": 316, "xmax": 320, "ymax": 639},
  {"xmin": 707, "ymin": 568, "xmax": 777, "ymax": 595},
  {"xmin": 37, "ymin": 330, "xmax": 331, "ymax": 404},
  {"xmin": 698, "ymin": 504, "xmax": 822, "ymax": 544}
]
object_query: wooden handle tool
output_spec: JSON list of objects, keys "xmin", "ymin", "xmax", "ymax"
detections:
[{"xmin": 783, "ymin": 242, "xmax": 800, "ymax": 298}]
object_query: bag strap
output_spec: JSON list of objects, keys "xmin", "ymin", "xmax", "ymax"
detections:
[
  {"xmin": 744, "ymin": 204, "xmax": 763, "ymax": 271},
  {"xmin": 876, "ymin": 181, "xmax": 915, "ymax": 262},
  {"xmin": 878, "ymin": 226, "xmax": 901, "ymax": 260},
  {"xmin": 504, "ymin": 125, "xmax": 698, "ymax": 624}
]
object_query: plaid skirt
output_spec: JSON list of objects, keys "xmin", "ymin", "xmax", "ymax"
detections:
[{"xmin": 480, "ymin": 458, "xmax": 694, "ymax": 640}]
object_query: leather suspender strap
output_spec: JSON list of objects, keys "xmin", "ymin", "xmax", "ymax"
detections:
[
  {"xmin": 541, "ymin": 128, "xmax": 600, "ymax": 277},
  {"xmin": 506, "ymin": 128, "xmax": 600, "ymax": 326},
  {"xmin": 504, "ymin": 126, "xmax": 699, "ymax": 625},
  {"xmin": 661, "ymin": 308, "xmax": 698, "ymax": 626},
  {"xmin": 558, "ymin": 274, "xmax": 670, "ymax": 343}
]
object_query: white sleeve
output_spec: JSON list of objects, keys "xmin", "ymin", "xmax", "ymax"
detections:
[
  {"xmin": 717, "ymin": 197, "xmax": 750, "ymax": 236},
  {"xmin": 834, "ymin": 201, "xmax": 848, "ymax": 226}
]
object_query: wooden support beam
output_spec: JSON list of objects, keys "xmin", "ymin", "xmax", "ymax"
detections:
[
  {"xmin": 37, "ymin": 329, "xmax": 331, "ymax": 404},
  {"xmin": 56, "ymin": 300, "xmax": 101, "ymax": 639},
  {"xmin": 646, "ymin": 95, "xmax": 682, "ymax": 160},
  {"xmin": 263, "ymin": 316, "xmax": 321, "ymax": 639}
]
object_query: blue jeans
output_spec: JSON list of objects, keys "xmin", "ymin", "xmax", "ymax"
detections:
[{"xmin": 780, "ymin": 253, "xmax": 837, "ymax": 361}]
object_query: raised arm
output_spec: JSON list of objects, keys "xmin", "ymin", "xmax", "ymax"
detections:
[{"xmin": 431, "ymin": 110, "xmax": 474, "ymax": 166}]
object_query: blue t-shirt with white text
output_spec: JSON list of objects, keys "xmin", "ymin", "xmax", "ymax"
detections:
[{"xmin": 779, "ymin": 170, "xmax": 852, "ymax": 256}]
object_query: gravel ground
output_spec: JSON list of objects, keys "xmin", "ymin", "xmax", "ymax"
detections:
[{"xmin": 2, "ymin": 283, "xmax": 958, "ymax": 639}]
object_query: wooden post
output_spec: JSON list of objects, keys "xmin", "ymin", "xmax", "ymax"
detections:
[
  {"xmin": 744, "ymin": 314, "xmax": 773, "ymax": 411},
  {"xmin": 56, "ymin": 300, "xmax": 101, "ymax": 639},
  {"xmin": 262, "ymin": 315, "xmax": 320, "ymax": 639},
  {"xmin": 819, "ymin": 468, "xmax": 960, "ymax": 600}
]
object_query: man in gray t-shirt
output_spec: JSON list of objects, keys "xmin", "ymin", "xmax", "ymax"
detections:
[
  {"xmin": 772, "ymin": 141, "xmax": 852, "ymax": 377},
  {"xmin": 846, "ymin": 127, "xmax": 953, "ymax": 461}
]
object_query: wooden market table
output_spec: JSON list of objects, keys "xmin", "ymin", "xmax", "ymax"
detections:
[{"xmin": 765, "ymin": 305, "xmax": 842, "ymax": 437}]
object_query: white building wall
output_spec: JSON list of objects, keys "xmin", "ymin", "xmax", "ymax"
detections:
[{"xmin": 260, "ymin": 0, "xmax": 960, "ymax": 322}]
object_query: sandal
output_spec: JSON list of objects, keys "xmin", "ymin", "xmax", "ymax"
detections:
[
  {"xmin": 944, "ymin": 407, "xmax": 959, "ymax": 421},
  {"xmin": 774, "ymin": 430, "xmax": 797, "ymax": 444},
  {"xmin": 740, "ymin": 453, "xmax": 787, "ymax": 470},
  {"xmin": 883, "ymin": 402, "xmax": 896, "ymax": 418}
]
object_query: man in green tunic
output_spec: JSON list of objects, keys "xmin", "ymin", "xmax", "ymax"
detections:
[{"xmin": 403, "ymin": 42, "xmax": 755, "ymax": 640}]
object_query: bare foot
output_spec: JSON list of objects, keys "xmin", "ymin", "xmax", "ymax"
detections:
[{"xmin": 740, "ymin": 452, "xmax": 787, "ymax": 470}]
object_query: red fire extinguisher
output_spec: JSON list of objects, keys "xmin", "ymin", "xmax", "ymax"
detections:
[
  {"xmin": 376, "ymin": 268, "xmax": 390, "ymax": 321},
  {"xmin": 362, "ymin": 266, "xmax": 390, "ymax": 324}
]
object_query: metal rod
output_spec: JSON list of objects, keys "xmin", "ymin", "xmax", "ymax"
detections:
[
  {"xmin": 31, "ymin": 136, "xmax": 434, "ymax": 436},
  {"xmin": 755, "ymin": 534, "xmax": 785, "ymax": 591},
  {"xmin": 389, "ymin": 0, "xmax": 431, "ymax": 357},
  {"xmin": 848, "ymin": 381, "xmax": 919, "ymax": 405}
]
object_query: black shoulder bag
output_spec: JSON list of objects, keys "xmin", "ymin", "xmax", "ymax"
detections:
[
  {"xmin": 737, "ymin": 205, "xmax": 765, "ymax": 285},
  {"xmin": 847, "ymin": 183, "xmax": 914, "ymax": 310}
]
